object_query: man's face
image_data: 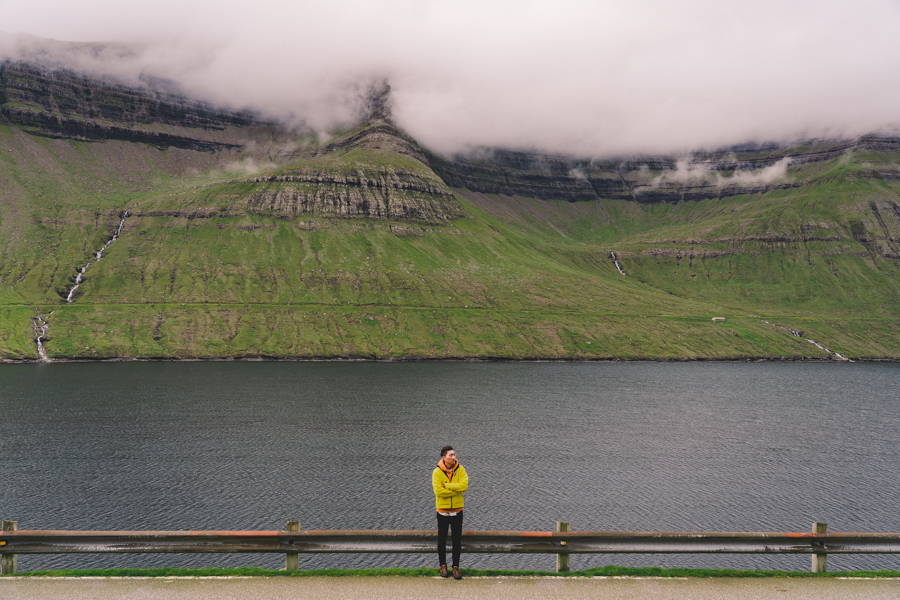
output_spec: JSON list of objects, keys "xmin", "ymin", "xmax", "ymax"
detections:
[{"xmin": 444, "ymin": 450, "xmax": 457, "ymax": 467}]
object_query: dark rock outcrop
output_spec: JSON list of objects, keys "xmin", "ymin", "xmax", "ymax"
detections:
[
  {"xmin": 428, "ymin": 135, "xmax": 900, "ymax": 204},
  {"xmin": 5, "ymin": 55, "xmax": 899, "ymax": 209},
  {"xmin": 0, "ymin": 61, "xmax": 257, "ymax": 150},
  {"xmin": 245, "ymin": 169, "xmax": 463, "ymax": 221},
  {"xmin": 427, "ymin": 149, "xmax": 603, "ymax": 202},
  {"xmin": 319, "ymin": 122, "xmax": 431, "ymax": 166},
  {"xmin": 246, "ymin": 177, "xmax": 463, "ymax": 221},
  {"xmin": 358, "ymin": 79, "xmax": 393, "ymax": 125}
]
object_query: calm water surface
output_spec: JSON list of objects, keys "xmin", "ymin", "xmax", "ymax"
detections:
[{"xmin": 1, "ymin": 361, "xmax": 899, "ymax": 572}]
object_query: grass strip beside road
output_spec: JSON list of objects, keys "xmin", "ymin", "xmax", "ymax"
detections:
[{"xmin": 6, "ymin": 566, "xmax": 900, "ymax": 578}]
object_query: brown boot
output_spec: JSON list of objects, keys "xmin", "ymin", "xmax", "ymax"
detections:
[
  {"xmin": 452, "ymin": 566, "xmax": 462, "ymax": 580},
  {"xmin": 439, "ymin": 564, "xmax": 449, "ymax": 578}
]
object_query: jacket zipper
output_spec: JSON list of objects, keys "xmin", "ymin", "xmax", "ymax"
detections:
[{"xmin": 447, "ymin": 469, "xmax": 454, "ymax": 509}]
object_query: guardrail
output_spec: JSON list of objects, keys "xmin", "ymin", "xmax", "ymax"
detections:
[{"xmin": 3, "ymin": 520, "xmax": 898, "ymax": 575}]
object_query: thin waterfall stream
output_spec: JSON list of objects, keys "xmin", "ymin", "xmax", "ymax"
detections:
[
  {"xmin": 64, "ymin": 208, "xmax": 133, "ymax": 303},
  {"xmin": 31, "ymin": 311, "xmax": 53, "ymax": 362},
  {"xmin": 761, "ymin": 319, "xmax": 850, "ymax": 361},
  {"xmin": 610, "ymin": 250, "xmax": 626, "ymax": 275},
  {"xmin": 35, "ymin": 206, "xmax": 135, "ymax": 361}
]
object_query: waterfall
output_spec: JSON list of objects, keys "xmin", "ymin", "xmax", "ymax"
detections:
[
  {"xmin": 805, "ymin": 338, "xmax": 850, "ymax": 361},
  {"xmin": 610, "ymin": 251, "xmax": 626, "ymax": 276},
  {"xmin": 94, "ymin": 209, "xmax": 130, "ymax": 260},
  {"xmin": 32, "ymin": 311, "xmax": 53, "ymax": 362},
  {"xmin": 65, "ymin": 262, "xmax": 91, "ymax": 303},
  {"xmin": 761, "ymin": 320, "xmax": 850, "ymax": 361},
  {"xmin": 64, "ymin": 209, "xmax": 132, "ymax": 303}
]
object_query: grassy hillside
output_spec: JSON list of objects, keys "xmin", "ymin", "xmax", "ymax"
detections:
[{"xmin": 1, "ymin": 115, "xmax": 899, "ymax": 360}]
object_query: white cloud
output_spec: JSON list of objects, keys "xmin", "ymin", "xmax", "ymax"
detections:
[
  {"xmin": 641, "ymin": 157, "xmax": 793, "ymax": 190},
  {"xmin": 3, "ymin": 0, "xmax": 900, "ymax": 157},
  {"xmin": 726, "ymin": 158, "xmax": 793, "ymax": 186}
]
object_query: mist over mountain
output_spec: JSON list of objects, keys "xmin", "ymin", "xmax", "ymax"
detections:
[
  {"xmin": 4, "ymin": 0, "xmax": 900, "ymax": 157},
  {"xmin": 3, "ymin": 25, "xmax": 900, "ymax": 362}
]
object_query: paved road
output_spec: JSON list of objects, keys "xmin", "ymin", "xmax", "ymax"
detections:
[{"xmin": 3, "ymin": 576, "xmax": 900, "ymax": 599}]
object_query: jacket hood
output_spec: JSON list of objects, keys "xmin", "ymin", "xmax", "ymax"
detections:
[{"xmin": 438, "ymin": 457, "xmax": 459, "ymax": 474}]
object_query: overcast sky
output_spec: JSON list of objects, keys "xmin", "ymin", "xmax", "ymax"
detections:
[{"xmin": 4, "ymin": 0, "xmax": 900, "ymax": 156}]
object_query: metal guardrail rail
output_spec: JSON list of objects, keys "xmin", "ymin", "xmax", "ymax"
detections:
[
  {"xmin": 4, "ymin": 521, "xmax": 900, "ymax": 574},
  {"xmin": 4, "ymin": 529, "xmax": 900, "ymax": 555}
]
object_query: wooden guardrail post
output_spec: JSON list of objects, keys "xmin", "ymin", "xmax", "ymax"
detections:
[
  {"xmin": 285, "ymin": 521, "xmax": 300, "ymax": 570},
  {"xmin": 812, "ymin": 522, "xmax": 827, "ymax": 573},
  {"xmin": 1, "ymin": 521, "xmax": 17, "ymax": 575},
  {"xmin": 556, "ymin": 521, "xmax": 570, "ymax": 572}
]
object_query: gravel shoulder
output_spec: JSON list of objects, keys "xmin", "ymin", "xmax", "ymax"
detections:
[{"xmin": 3, "ymin": 576, "xmax": 900, "ymax": 600}]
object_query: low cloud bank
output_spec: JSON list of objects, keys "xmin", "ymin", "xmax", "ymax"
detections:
[
  {"xmin": 726, "ymin": 159, "xmax": 793, "ymax": 186},
  {"xmin": 4, "ymin": 0, "xmax": 900, "ymax": 157},
  {"xmin": 642, "ymin": 157, "xmax": 793, "ymax": 189}
]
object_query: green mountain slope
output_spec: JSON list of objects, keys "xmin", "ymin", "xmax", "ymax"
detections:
[{"xmin": 2, "ymin": 61, "xmax": 900, "ymax": 360}]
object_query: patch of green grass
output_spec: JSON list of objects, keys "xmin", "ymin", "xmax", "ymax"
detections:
[{"xmin": 3, "ymin": 120, "xmax": 900, "ymax": 360}]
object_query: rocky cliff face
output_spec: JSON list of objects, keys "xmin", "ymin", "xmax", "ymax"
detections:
[
  {"xmin": 1, "ymin": 61, "xmax": 463, "ymax": 223},
  {"xmin": 244, "ymin": 168, "xmax": 463, "ymax": 221},
  {"xmin": 428, "ymin": 149, "xmax": 606, "ymax": 202},
  {"xmin": 0, "ymin": 61, "xmax": 257, "ymax": 151},
  {"xmin": 428, "ymin": 135, "xmax": 900, "ymax": 204},
  {"xmin": 244, "ymin": 117, "xmax": 463, "ymax": 221},
  {"xmin": 5, "ymin": 56, "xmax": 899, "ymax": 212}
]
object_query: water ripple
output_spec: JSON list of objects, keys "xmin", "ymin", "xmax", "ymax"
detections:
[{"xmin": 1, "ymin": 361, "xmax": 899, "ymax": 572}]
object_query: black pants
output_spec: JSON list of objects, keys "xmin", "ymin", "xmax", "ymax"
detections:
[{"xmin": 437, "ymin": 511, "xmax": 463, "ymax": 567}]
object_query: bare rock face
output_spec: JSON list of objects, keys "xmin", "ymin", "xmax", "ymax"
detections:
[
  {"xmin": 7, "ymin": 53, "xmax": 899, "ymax": 216},
  {"xmin": 245, "ymin": 170, "xmax": 464, "ymax": 221},
  {"xmin": 0, "ymin": 58, "xmax": 467, "ymax": 223},
  {"xmin": 0, "ymin": 61, "xmax": 257, "ymax": 150},
  {"xmin": 319, "ymin": 122, "xmax": 431, "ymax": 166},
  {"xmin": 358, "ymin": 79, "xmax": 393, "ymax": 125},
  {"xmin": 428, "ymin": 135, "xmax": 900, "ymax": 204},
  {"xmin": 428, "ymin": 149, "xmax": 606, "ymax": 202},
  {"xmin": 246, "ymin": 120, "xmax": 465, "ymax": 222}
]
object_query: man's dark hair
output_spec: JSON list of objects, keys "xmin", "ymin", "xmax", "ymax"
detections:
[{"xmin": 440, "ymin": 445, "xmax": 454, "ymax": 457}]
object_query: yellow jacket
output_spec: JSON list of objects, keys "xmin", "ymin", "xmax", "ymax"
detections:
[{"xmin": 432, "ymin": 460, "xmax": 468, "ymax": 512}]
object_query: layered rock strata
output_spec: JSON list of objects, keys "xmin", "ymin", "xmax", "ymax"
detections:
[
  {"xmin": 0, "ymin": 61, "xmax": 256, "ymax": 150},
  {"xmin": 428, "ymin": 134, "xmax": 900, "ymax": 204},
  {"xmin": 5, "ymin": 55, "xmax": 899, "ymax": 213},
  {"xmin": 245, "ymin": 171, "xmax": 463, "ymax": 221}
]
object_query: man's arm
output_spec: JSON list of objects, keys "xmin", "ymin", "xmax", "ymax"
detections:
[
  {"xmin": 433, "ymin": 469, "xmax": 455, "ymax": 497},
  {"xmin": 444, "ymin": 467, "xmax": 468, "ymax": 492}
]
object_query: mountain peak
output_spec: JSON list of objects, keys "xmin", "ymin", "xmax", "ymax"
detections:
[{"xmin": 359, "ymin": 79, "xmax": 392, "ymax": 125}]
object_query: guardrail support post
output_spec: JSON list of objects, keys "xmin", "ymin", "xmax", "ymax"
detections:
[
  {"xmin": 285, "ymin": 521, "xmax": 300, "ymax": 571},
  {"xmin": 1, "ymin": 521, "xmax": 17, "ymax": 575},
  {"xmin": 556, "ymin": 521, "xmax": 570, "ymax": 572},
  {"xmin": 812, "ymin": 522, "xmax": 827, "ymax": 573}
]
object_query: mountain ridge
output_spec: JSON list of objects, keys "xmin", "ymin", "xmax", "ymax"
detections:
[
  {"xmin": 6, "ymin": 56, "xmax": 899, "ymax": 206},
  {"xmin": 1, "ymin": 58, "xmax": 900, "ymax": 361}
]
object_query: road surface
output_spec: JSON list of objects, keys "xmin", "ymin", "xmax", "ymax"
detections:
[{"xmin": 3, "ymin": 576, "xmax": 900, "ymax": 599}]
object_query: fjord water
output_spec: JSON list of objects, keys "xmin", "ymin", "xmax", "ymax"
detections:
[{"xmin": 2, "ymin": 361, "xmax": 899, "ymax": 572}]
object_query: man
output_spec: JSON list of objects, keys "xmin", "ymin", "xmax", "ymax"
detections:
[{"xmin": 432, "ymin": 445, "xmax": 468, "ymax": 580}]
